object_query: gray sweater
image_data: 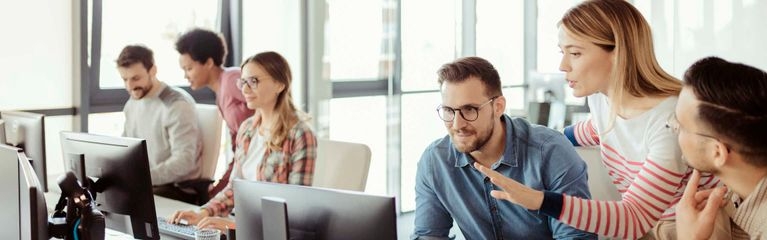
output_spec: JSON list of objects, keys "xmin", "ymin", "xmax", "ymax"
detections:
[{"xmin": 123, "ymin": 81, "xmax": 202, "ymax": 185}]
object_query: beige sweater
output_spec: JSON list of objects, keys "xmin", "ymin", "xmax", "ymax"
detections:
[{"xmin": 123, "ymin": 81, "xmax": 202, "ymax": 185}]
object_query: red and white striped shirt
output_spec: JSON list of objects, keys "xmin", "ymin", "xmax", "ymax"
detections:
[{"xmin": 563, "ymin": 94, "xmax": 720, "ymax": 239}]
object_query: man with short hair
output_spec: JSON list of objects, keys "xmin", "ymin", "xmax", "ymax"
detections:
[
  {"xmin": 412, "ymin": 56, "xmax": 596, "ymax": 239},
  {"xmin": 117, "ymin": 45, "xmax": 203, "ymax": 204},
  {"xmin": 675, "ymin": 56, "xmax": 767, "ymax": 239}
]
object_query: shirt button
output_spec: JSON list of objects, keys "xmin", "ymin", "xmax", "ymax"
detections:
[{"xmin": 484, "ymin": 177, "xmax": 490, "ymax": 182}]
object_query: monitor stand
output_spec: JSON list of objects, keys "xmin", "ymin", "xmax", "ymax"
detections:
[{"xmin": 261, "ymin": 196, "xmax": 289, "ymax": 240}]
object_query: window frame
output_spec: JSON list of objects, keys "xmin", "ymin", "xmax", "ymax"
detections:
[
  {"xmin": 329, "ymin": 0, "xmax": 535, "ymax": 213},
  {"xmin": 78, "ymin": 0, "xmax": 241, "ymax": 130}
]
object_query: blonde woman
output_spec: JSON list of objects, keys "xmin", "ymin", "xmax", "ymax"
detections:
[
  {"xmin": 168, "ymin": 51, "xmax": 316, "ymax": 232},
  {"xmin": 475, "ymin": 1, "xmax": 728, "ymax": 239}
]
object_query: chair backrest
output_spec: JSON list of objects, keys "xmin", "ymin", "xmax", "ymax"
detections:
[
  {"xmin": 196, "ymin": 104, "xmax": 223, "ymax": 180},
  {"xmin": 575, "ymin": 146, "xmax": 622, "ymax": 201},
  {"xmin": 313, "ymin": 139, "xmax": 371, "ymax": 192}
]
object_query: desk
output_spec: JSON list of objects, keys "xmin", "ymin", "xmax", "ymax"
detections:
[{"xmin": 44, "ymin": 191, "xmax": 198, "ymax": 239}]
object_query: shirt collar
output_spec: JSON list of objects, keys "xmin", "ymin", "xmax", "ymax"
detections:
[{"xmin": 453, "ymin": 114, "xmax": 519, "ymax": 168}]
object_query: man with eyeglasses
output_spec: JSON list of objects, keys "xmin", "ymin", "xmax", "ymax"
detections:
[
  {"xmin": 412, "ymin": 57, "xmax": 596, "ymax": 239},
  {"xmin": 117, "ymin": 45, "xmax": 203, "ymax": 204},
  {"xmin": 674, "ymin": 57, "xmax": 767, "ymax": 239}
]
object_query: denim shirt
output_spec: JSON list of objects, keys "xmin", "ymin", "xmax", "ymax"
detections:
[{"xmin": 413, "ymin": 115, "xmax": 596, "ymax": 240}]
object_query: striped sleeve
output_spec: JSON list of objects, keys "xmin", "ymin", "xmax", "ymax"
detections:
[
  {"xmin": 557, "ymin": 158, "xmax": 686, "ymax": 239},
  {"xmin": 564, "ymin": 119, "xmax": 600, "ymax": 147},
  {"xmin": 555, "ymin": 123, "xmax": 687, "ymax": 239}
]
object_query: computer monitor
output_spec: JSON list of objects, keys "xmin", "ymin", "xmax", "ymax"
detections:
[
  {"xmin": 0, "ymin": 144, "xmax": 21, "ymax": 239},
  {"xmin": 526, "ymin": 71, "xmax": 593, "ymax": 127},
  {"xmin": 234, "ymin": 180, "xmax": 397, "ymax": 240},
  {"xmin": 1, "ymin": 111, "xmax": 47, "ymax": 192},
  {"xmin": 18, "ymin": 151, "xmax": 49, "ymax": 240},
  {"xmin": 59, "ymin": 131, "xmax": 160, "ymax": 239}
]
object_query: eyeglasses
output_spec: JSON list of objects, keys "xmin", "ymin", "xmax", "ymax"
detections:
[
  {"xmin": 436, "ymin": 96, "xmax": 498, "ymax": 122},
  {"xmin": 665, "ymin": 113, "xmax": 719, "ymax": 140},
  {"xmin": 236, "ymin": 76, "xmax": 259, "ymax": 90}
]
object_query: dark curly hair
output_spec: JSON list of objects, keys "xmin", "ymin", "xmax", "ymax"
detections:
[{"xmin": 175, "ymin": 28, "xmax": 227, "ymax": 66}]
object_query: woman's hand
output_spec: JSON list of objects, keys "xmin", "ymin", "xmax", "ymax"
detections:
[
  {"xmin": 474, "ymin": 162, "xmax": 545, "ymax": 210},
  {"xmin": 168, "ymin": 208, "xmax": 208, "ymax": 225},
  {"xmin": 197, "ymin": 216, "xmax": 236, "ymax": 233}
]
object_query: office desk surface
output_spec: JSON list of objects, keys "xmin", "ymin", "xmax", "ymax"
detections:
[{"xmin": 44, "ymin": 191, "xmax": 197, "ymax": 239}]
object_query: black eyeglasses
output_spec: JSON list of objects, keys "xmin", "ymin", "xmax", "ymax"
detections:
[
  {"xmin": 665, "ymin": 113, "xmax": 719, "ymax": 140},
  {"xmin": 236, "ymin": 76, "xmax": 259, "ymax": 90},
  {"xmin": 436, "ymin": 96, "xmax": 498, "ymax": 122}
]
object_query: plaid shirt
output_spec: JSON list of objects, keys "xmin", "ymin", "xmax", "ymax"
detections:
[{"xmin": 203, "ymin": 113, "xmax": 316, "ymax": 216}]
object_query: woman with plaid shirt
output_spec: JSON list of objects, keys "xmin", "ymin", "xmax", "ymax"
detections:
[{"xmin": 169, "ymin": 51, "xmax": 317, "ymax": 231}]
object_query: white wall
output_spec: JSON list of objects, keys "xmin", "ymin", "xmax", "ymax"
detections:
[
  {"xmin": 0, "ymin": 0, "xmax": 73, "ymax": 110},
  {"xmin": 0, "ymin": 0, "xmax": 75, "ymax": 184}
]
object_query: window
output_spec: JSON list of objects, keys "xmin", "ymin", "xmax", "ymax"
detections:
[
  {"xmin": 324, "ymin": 0, "xmax": 392, "ymax": 196},
  {"xmin": 476, "ymin": 0, "xmax": 526, "ymax": 116},
  {"xmin": 400, "ymin": 92, "xmax": 447, "ymax": 211},
  {"xmin": 88, "ymin": 112, "xmax": 125, "ymax": 137},
  {"xmin": 325, "ymin": 0, "xmax": 389, "ymax": 81},
  {"xmin": 398, "ymin": 0, "xmax": 460, "ymax": 212},
  {"xmin": 242, "ymin": 0, "xmax": 303, "ymax": 106},
  {"xmin": 476, "ymin": 0, "xmax": 525, "ymax": 86},
  {"xmin": 537, "ymin": 0, "xmax": 582, "ymax": 73},
  {"xmin": 329, "ymin": 96, "xmax": 388, "ymax": 196},
  {"xmin": 98, "ymin": 0, "xmax": 219, "ymax": 88},
  {"xmin": 401, "ymin": 0, "xmax": 458, "ymax": 91}
]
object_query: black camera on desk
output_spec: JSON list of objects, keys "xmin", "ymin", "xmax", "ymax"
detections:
[{"xmin": 49, "ymin": 171, "xmax": 105, "ymax": 240}]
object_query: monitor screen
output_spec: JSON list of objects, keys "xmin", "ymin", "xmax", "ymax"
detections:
[
  {"xmin": 234, "ymin": 180, "xmax": 397, "ymax": 240},
  {"xmin": 60, "ymin": 131, "xmax": 160, "ymax": 239},
  {"xmin": 0, "ymin": 144, "xmax": 21, "ymax": 239},
  {"xmin": 18, "ymin": 151, "xmax": 49, "ymax": 240},
  {"xmin": 1, "ymin": 111, "xmax": 47, "ymax": 192}
]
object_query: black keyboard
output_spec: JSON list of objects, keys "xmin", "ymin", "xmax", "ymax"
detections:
[{"xmin": 157, "ymin": 216, "xmax": 196, "ymax": 239}]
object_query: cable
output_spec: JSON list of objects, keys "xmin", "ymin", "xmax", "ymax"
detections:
[{"xmin": 73, "ymin": 218, "xmax": 81, "ymax": 240}]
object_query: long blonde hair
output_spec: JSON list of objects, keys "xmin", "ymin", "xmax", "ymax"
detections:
[
  {"xmin": 241, "ymin": 51, "xmax": 307, "ymax": 150},
  {"xmin": 560, "ymin": 0, "xmax": 681, "ymax": 129}
]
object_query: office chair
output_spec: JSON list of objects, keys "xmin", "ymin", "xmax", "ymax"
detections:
[
  {"xmin": 175, "ymin": 104, "xmax": 223, "ymax": 205},
  {"xmin": 575, "ymin": 146, "xmax": 622, "ymax": 201},
  {"xmin": 312, "ymin": 139, "xmax": 372, "ymax": 192}
]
